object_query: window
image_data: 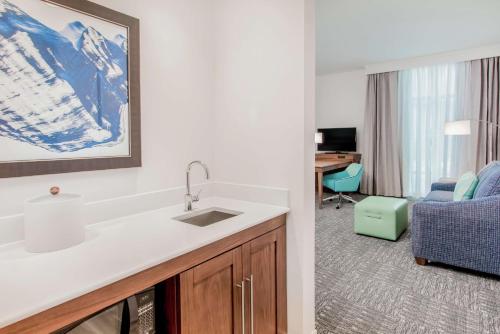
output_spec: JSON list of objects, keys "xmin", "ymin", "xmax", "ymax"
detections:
[{"xmin": 399, "ymin": 63, "xmax": 472, "ymax": 197}]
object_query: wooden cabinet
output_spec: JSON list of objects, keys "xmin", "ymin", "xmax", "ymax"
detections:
[
  {"xmin": 179, "ymin": 226, "xmax": 286, "ymax": 334},
  {"xmin": 242, "ymin": 226, "xmax": 286, "ymax": 334},
  {"xmin": 180, "ymin": 248, "xmax": 243, "ymax": 334},
  {"xmin": 1, "ymin": 215, "xmax": 286, "ymax": 334}
]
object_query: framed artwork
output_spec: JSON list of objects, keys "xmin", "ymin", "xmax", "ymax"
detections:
[{"xmin": 0, "ymin": 0, "xmax": 141, "ymax": 178}]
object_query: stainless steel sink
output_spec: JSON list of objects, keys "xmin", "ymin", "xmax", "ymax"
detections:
[{"xmin": 173, "ymin": 207, "xmax": 242, "ymax": 227}]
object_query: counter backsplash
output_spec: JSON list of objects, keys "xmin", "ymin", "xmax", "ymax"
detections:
[{"xmin": 0, "ymin": 182, "xmax": 289, "ymax": 246}]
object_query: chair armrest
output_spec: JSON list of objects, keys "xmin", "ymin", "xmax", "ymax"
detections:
[
  {"xmin": 413, "ymin": 195, "xmax": 500, "ymax": 225},
  {"xmin": 333, "ymin": 176, "xmax": 361, "ymax": 192},
  {"xmin": 412, "ymin": 196, "xmax": 500, "ymax": 250},
  {"xmin": 332, "ymin": 171, "xmax": 349, "ymax": 179},
  {"xmin": 431, "ymin": 182, "xmax": 457, "ymax": 192}
]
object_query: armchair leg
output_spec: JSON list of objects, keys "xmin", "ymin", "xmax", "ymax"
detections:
[
  {"xmin": 337, "ymin": 193, "xmax": 357, "ymax": 209},
  {"xmin": 336, "ymin": 195, "xmax": 342, "ymax": 209},
  {"xmin": 323, "ymin": 194, "xmax": 339, "ymax": 202},
  {"xmin": 342, "ymin": 194, "xmax": 358, "ymax": 204},
  {"xmin": 323, "ymin": 193, "xmax": 358, "ymax": 209},
  {"xmin": 415, "ymin": 257, "xmax": 428, "ymax": 266}
]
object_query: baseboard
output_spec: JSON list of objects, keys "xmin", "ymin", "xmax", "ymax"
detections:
[{"xmin": 311, "ymin": 330, "xmax": 318, "ymax": 334}]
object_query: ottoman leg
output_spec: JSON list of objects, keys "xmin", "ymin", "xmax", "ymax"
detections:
[{"xmin": 415, "ymin": 257, "xmax": 428, "ymax": 266}]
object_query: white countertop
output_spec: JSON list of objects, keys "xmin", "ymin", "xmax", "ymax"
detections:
[{"xmin": 0, "ymin": 197, "xmax": 289, "ymax": 328}]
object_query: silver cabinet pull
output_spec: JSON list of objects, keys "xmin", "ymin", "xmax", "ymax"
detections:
[
  {"xmin": 245, "ymin": 275, "xmax": 254, "ymax": 334},
  {"xmin": 236, "ymin": 281, "xmax": 245, "ymax": 334}
]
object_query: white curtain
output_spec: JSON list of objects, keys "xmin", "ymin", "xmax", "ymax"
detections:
[{"xmin": 399, "ymin": 62, "xmax": 473, "ymax": 198}]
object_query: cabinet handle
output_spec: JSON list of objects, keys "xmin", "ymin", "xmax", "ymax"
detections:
[
  {"xmin": 236, "ymin": 281, "xmax": 245, "ymax": 334},
  {"xmin": 245, "ymin": 275, "xmax": 254, "ymax": 334}
]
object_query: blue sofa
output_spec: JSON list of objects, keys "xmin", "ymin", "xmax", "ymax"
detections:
[{"xmin": 412, "ymin": 161, "xmax": 500, "ymax": 276}]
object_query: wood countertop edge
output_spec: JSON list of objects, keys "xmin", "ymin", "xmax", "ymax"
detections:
[{"xmin": 0, "ymin": 214, "xmax": 286, "ymax": 334}]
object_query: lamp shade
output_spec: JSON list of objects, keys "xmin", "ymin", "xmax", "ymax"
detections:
[
  {"xmin": 444, "ymin": 120, "xmax": 471, "ymax": 136},
  {"xmin": 315, "ymin": 132, "xmax": 324, "ymax": 144}
]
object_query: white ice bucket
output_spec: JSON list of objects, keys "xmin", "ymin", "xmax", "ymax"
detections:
[{"xmin": 24, "ymin": 187, "xmax": 85, "ymax": 253}]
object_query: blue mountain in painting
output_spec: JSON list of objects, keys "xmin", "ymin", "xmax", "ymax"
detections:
[
  {"xmin": 113, "ymin": 34, "xmax": 127, "ymax": 53},
  {"xmin": 61, "ymin": 21, "xmax": 87, "ymax": 47},
  {"xmin": 0, "ymin": 0, "xmax": 128, "ymax": 152}
]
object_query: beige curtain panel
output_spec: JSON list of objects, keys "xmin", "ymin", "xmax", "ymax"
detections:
[
  {"xmin": 470, "ymin": 57, "xmax": 500, "ymax": 171},
  {"xmin": 360, "ymin": 72, "xmax": 403, "ymax": 197}
]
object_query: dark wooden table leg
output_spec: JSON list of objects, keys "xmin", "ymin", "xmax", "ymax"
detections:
[{"xmin": 318, "ymin": 170, "xmax": 323, "ymax": 209}]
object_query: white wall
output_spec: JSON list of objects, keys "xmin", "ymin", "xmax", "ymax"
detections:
[
  {"xmin": 0, "ymin": 0, "xmax": 215, "ymax": 217},
  {"xmin": 316, "ymin": 69, "xmax": 366, "ymax": 152},
  {"xmin": 212, "ymin": 0, "xmax": 315, "ymax": 333}
]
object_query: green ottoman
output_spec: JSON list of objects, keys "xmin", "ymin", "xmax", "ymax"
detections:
[{"xmin": 354, "ymin": 196, "xmax": 408, "ymax": 241}]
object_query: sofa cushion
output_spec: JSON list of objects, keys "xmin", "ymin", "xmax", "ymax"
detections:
[
  {"xmin": 474, "ymin": 161, "xmax": 500, "ymax": 197},
  {"xmin": 423, "ymin": 190, "xmax": 454, "ymax": 202},
  {"xmin": 453, "ymin": 172, "xmax": 478, "ymax": 201},
  {"xmin": 477, "ymin": 161, "xmax": 500, "ymax": 178},
  {"xmin": 474, "ymin": 169, "xmax": 500, "ymax": 198}
]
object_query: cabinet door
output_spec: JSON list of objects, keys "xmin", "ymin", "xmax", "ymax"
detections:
[
  {"xmin": 242, "ymin": 226, "xmax": 286, "ymax": 334},
  {"xmin": 179, "ymin": 248, "xmax": 243, "ymax": 334}
]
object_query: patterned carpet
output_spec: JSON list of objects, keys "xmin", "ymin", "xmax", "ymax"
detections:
[{"xmin": 315, "ymin": 195, "xmax": 500, "ymax": 334}]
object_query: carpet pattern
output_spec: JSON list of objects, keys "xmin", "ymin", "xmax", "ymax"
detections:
[{"xmin": 315, "ymin": 196, "xmax": 500, "ymax": 334}]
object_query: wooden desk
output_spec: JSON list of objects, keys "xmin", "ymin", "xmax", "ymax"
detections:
[
  {"xmin": 315, "ymin": 159, "xmax": 351, "ymax": 208},
  {"xmin": 316, "ymin": 152, "xmax": 361, "ymax": 163}
]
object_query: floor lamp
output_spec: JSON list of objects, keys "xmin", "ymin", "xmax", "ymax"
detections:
[
  {"xmin": 445, "ymin": 119, "xmax": 500, "ymax": 162},
  {"xmin": 445, "ymin": 119, "xmax": 500, "ymax": 134}
]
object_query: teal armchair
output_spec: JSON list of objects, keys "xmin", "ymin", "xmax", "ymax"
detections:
[{"xmin": 322, "ymin": 163, "xmax": 364, "ymax": 209}]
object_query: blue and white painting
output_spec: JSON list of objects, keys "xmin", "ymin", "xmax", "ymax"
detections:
[{"xmin": 0, "ymin": 0, "xmax": 130, "ymax": 162}]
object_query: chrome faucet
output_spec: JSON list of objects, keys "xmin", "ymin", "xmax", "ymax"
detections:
[{"xmin": 185, "ymin": 161, "xmax": 210, "ymax": 211}]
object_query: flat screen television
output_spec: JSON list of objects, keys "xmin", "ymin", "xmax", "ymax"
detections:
[{"xmin": 317, "ymin": 127, "xmax": 357, "ymax": 152}]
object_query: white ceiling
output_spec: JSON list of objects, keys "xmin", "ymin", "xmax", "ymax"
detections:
[{"xmin": 316, "ymin": 0, "xmax": 500, "ymax": 75}]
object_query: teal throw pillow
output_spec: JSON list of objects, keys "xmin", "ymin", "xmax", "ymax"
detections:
[{"xmin": 453, "ymin": 171, "xmax": 479, "ymax": 201}]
